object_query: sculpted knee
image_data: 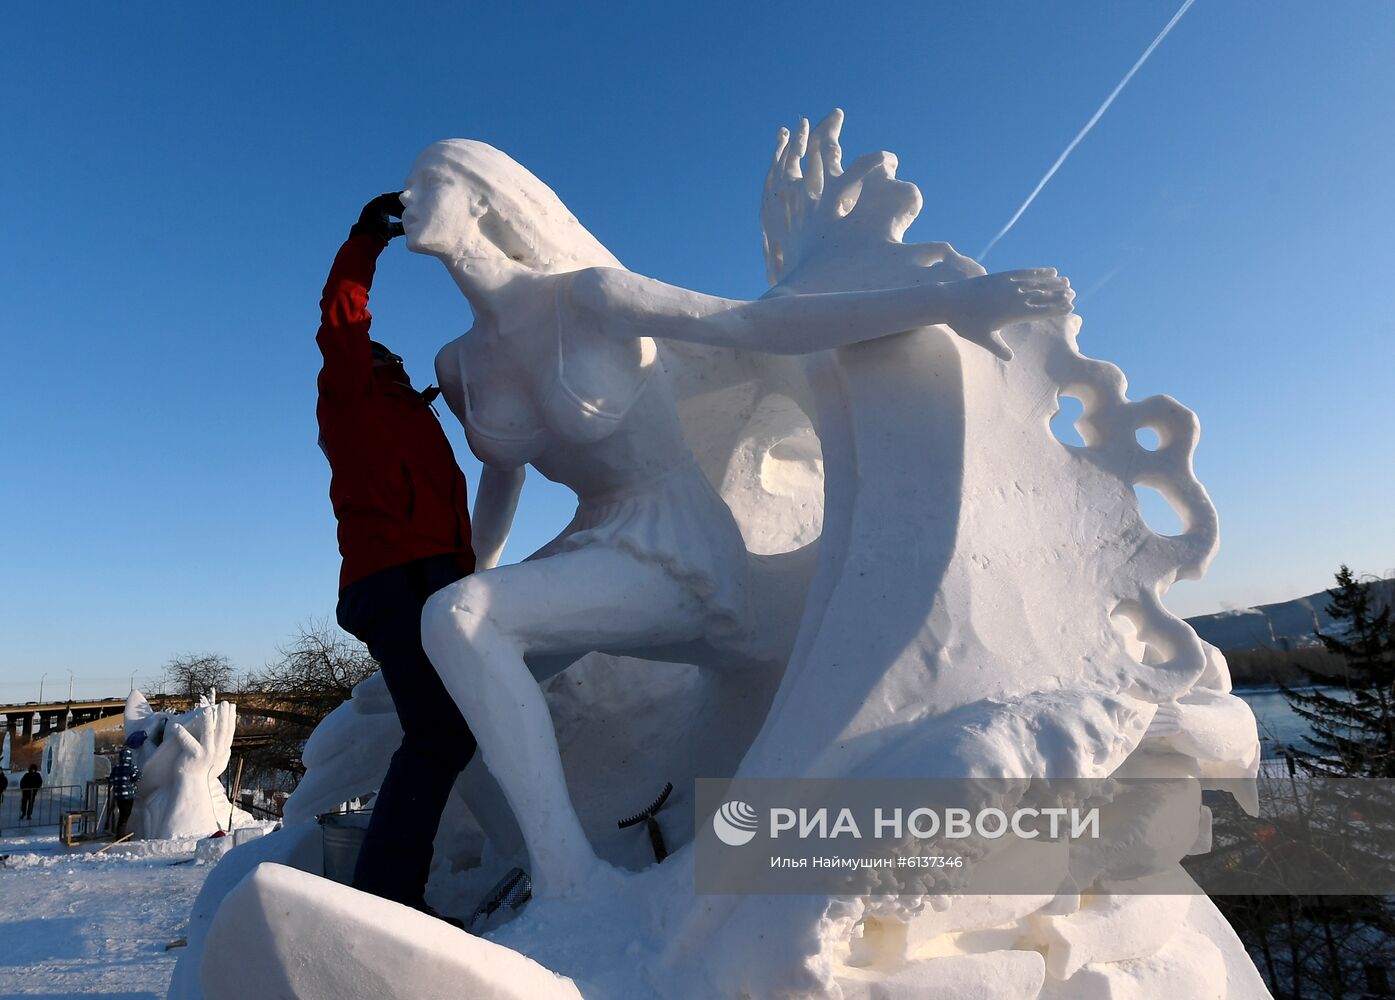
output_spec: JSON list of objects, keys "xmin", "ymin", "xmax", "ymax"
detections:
[{"xmin": 422, "ymin": 577, "xmax": 495, "ymax": 647}]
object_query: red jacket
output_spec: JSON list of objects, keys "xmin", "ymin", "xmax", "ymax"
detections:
[{"xmin": 316, "ymin": 234, "xmax": 475, "ymax": 591}]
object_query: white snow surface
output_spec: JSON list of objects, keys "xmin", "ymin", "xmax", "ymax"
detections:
[{"xmin": 0, "ymin": 832, "xmax": 209, "ymax": 997}]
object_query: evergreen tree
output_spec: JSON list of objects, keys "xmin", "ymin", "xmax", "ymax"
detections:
[{"xmin": 1280, "ymin": 565, "xmax": 1395, "ymax": 777}]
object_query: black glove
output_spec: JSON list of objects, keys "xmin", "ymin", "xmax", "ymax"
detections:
[{"xmin": 349, "ymin": 192, "xmax": 406, "ymax": 243}]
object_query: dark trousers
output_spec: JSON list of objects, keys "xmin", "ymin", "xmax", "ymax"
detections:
[
  {"xmin": 20, "ymin": 789, "xmax": 37, "ymax": 820},
  {"xmin": 336, "ymin": 553, "xmax": 477, "ymax": 909},
  {"xmin": 114, "ymin": 798, "xmax": 134, "ymax": 837}
]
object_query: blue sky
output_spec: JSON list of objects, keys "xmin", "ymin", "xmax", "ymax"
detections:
[{"xmin": 2, "ymin": 1, "xmax": 1392, "ymax": 699}]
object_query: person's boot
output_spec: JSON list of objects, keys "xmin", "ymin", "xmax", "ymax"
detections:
[{"xmin": 415, "ymin": 902, "xmax": 465, "ymax": 930}]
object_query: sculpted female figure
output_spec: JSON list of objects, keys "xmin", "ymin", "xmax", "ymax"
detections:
[{"xmin": 403, "ymin": 129, "xmax": 1074, "ymax": 897}]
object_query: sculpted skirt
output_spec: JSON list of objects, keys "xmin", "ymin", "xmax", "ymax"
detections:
[{"xmin": 528, "ymin": 460, "xmax": 749, "ymax": 641}]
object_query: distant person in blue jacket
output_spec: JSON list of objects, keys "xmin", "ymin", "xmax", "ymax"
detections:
[{"xmin": 108, "ymin": 745, "xmax": 142, "ymax": 837}]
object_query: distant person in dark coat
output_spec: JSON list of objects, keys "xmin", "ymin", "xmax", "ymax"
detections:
[
  {"xmin": 108, "ymin": 746, "xmax": 142, "ymax": 838},
  {"xmin": 0, "ymin": 769, "xmax": 7, "ymax": 810},
  {"xmin": 19, "ymin": 765, "xmax": 42, "ymax": 820}
]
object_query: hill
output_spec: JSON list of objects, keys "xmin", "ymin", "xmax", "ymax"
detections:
[
  {"xmin": 1184, "ymin": 577, "xmax": 1394, "ymax": 687},
  {"xmin": 1186, "ymin": 578, "xmax": 1395, "ymax": 652}
]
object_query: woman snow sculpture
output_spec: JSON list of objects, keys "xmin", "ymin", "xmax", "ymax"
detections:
[
  {"xmin": 404, "ymin": 125, "xmax": 1074, "ymax": 897},
  {"xmin": 177, "ymin": 112, "xmax": 1266, "ymax": 1000}
]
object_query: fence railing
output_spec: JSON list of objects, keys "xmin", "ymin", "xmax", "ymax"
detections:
[
  {"xmin": 241, "ymin": 800, "xmax": 283, "ymax": 822},
  {"xmin": 0, "ymin": 784, "xmax": 82, "ymax": 833}
]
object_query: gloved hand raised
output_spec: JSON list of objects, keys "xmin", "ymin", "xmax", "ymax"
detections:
[{"xmin": 350, "ymin": 192, "xmax": 406, "ymax": 243}]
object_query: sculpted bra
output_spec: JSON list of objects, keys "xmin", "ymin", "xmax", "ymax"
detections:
[{"xmin": 462, "ymin": 272, "xmax": 657, "ymax": 460}]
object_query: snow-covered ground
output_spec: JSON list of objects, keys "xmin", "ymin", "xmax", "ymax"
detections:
[{"xmin": 0, "ymin": 830, "xmax": 210, "ymax": 998}]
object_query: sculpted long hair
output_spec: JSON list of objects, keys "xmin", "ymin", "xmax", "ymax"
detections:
[{"xmin": 416, "ymin": 139, "xmax": 623, "ymax": 274}]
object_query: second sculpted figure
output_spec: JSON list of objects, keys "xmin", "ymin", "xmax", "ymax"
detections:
[{"xmin": 403, "ymin": 120, "xmax": 1074, "ymax": 898}]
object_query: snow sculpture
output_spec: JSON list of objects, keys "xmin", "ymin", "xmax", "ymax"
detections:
[
  {"xmin": 41, "ymin": 728, "xmax": 94, "ymax": 813},
  {"xmin": 124, "ymin": 690, "xmax": 246, "ymax": 840},
  {"xmin": 406, "ymin": 125, "xmax": 1073, "ymax": 899},
  {"xmin": 40, "ymin": 725, "xmax": 94, "ymax": 797},
  {"xmin": 181, "ymin": 111, "xmax": 1268, "ymax": 1000}
]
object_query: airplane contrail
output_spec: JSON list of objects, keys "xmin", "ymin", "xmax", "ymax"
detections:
[{"xmin": 979, "ymin": 0, "xmax": 1199, "ymax": 261}]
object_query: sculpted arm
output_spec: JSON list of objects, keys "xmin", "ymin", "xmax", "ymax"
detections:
[
  {"xmin": 471, "ymin": 464, "xmax": 525, "ymax": 570},
  {"xmin": 433, "ymin": 337, "xmax": 527, "ymax": 571},
  {"xmin": 570, "ymin": 265, "xmax": 1072, "ymax": 360}
]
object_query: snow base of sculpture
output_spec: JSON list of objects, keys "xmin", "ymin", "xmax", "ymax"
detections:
[
  {"xmin": 174, "ymin": 650, "xmax": 1269, "ymax": 999},
  {"xmin": 202, "ymin": 863, "xmax": 582, "ymax": 1000},
  {"xmin": 197, "ymin": 857, "xmax": 1267, "ymax": 1000}
]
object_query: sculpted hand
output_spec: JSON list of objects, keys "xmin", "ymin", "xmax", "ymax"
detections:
[
  {"xmin": 762, "ymin": 110, "xmax": 978, "ymax": 290},
  {"xmin": 761, "ymin": 111, "xmax": 1076, "ymax": 361},
  {"xmin": 138, "ymin": 701, "xmax": 237, "ymax": 836},
  {"xmin": 1143, "ymin": 700, "xmax": 1185, "ymax": 741},
  {"xmin": 943, "ymin": 268, "xmax": 1075, "ymax": 361}
]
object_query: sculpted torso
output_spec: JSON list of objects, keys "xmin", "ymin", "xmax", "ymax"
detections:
[{"xmin": 436, "ymin": 272, "xmax": 691, "ymax": 501}]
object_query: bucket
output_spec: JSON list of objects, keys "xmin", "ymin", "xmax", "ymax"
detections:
[
  {"xmin": 320, "ymin": 811, "xmax": 372, "ymax": 884},
  {"xmin": 231, "ymin": 825, "xmax": 266, "ymax": 849}
]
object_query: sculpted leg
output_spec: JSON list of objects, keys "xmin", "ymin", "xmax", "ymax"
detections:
[{"xmin": 421, "ymin": 546, "xmax": 708, "ymax": 898}]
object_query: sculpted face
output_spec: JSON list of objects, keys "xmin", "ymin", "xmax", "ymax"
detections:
[
  {"xmin": 401, "ymin": 138, "xmax": 621, "ymax": 275},
  {"xmin": 401, "ymin": 146, "xmax": 493, "ymax": 260}
]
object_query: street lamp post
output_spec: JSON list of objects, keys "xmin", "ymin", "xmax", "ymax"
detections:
[{"xmin": 38, "ymin": 672, "xmax": 47, "ymax": 704}]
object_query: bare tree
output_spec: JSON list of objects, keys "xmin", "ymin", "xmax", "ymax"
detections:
[
  {"xmin": 248, "ymin": 618, "xmax": 378, "ymax": 719},
  {"xmin": 161, "ymin": 652, "xmax": 236, "ymax": 703},
  {"xmin": 237, "ymin": 620, "xmax": 379, "ymax": 785}
]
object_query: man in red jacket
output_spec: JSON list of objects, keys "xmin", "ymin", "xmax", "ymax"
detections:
[{"xmin": 317, "ymin": 192, "xmax": 477, "ymax": 913}]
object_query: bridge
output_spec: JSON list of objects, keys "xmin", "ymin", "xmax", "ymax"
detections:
[
  {"xmin": 1, "ymin": 697, "xmax": 175, "ymax": 741},
  {"xmin": 1, "ymin": 694, "xmax": 322, "ymax": 742}
]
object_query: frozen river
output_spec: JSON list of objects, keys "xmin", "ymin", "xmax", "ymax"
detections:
[{"xmin": 1236, "ymin": 685, "xmax": 1352, "ymax": 760}]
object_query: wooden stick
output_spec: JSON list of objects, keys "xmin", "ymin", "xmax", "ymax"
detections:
[
  {"xmin": 96, "ymin": 832, "xmax": 134, "ymax": 854},
  {"xmin": 226, "ymin": 756, "xmax": 244, "ymax": 831}
]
